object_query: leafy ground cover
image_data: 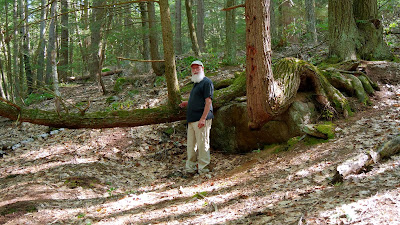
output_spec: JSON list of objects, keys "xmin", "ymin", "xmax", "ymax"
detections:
[{"xmin": 0, "ymin": 67, "xmax": 399, "ymax": 224}]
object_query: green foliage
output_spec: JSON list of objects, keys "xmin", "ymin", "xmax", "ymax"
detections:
[
  {"xmin": 114, "ymin": 77, "xmax": 130, "ymax": 93},
  {"xmin": 108, "ymin": 100, "xmax": 135, "ymax": 111},
  {"xmin": 164, "ymin": 127, "xmax": 174, "ymax": 135},
  {"xmin": 77, "ymin": 213, "xmax": 86, "ymax": 219},
  {"xmin": 192, "ymin": 191, "xmax": 208, "ymax": 199},
  {"xmin": 128, "ymin": 90, "xmax": 139, "ymax": 97},
  {"xmin": 107, "ymin": 187, "xmax": 116, "ymax": 197},
  {"xmin": 102, "ymin": 67, "xmax": 111, "ymax": 72},
  {"xmin": 24, "ymin": 92, "xmax": 54, "ymax": 106},
  {"xmin": 154, "ymin": 76, "xmax": 166, "ymax": 86}
]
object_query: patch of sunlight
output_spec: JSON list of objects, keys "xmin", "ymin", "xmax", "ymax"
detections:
[
  {"xmin": 93, "ymin": 190, "xmax": 243, "ymax": 224},
  {"xmin": 319, "ymin": 188, "xmax": 400, "ymax": 224},
  {"xmin": 137, "ymin": 98, "xmax": 163, "ymax": 109},
  {"xmin": 2, "ymin": 157, "xmax": 98, "ymax": 178},
  {"xmin": 294, "ymin": 161, "xmax": 334, "ymax": 178}
]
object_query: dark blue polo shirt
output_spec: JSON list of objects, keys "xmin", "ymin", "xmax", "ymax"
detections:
[{"xmin": 187, "ymin": 77, "xmax": 214, "ymax": 123}]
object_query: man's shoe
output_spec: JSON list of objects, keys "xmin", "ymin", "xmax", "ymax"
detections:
[{"xmin": 182, "ymin": 171, "xmax": 197, "ymax": 179}]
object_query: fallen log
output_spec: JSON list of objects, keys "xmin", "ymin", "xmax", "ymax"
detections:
[
  {"xmin": 331, "ymin": 135, "xmax": 400, "ymax": 184},
  {"xmin": 67, "ymin": 69, "xmax": 123, "ymax": 81}
]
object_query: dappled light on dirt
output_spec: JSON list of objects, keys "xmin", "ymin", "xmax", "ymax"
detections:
[{"xmin": 0, "ymin": 78, "xmax": 399, "ymax": 224}]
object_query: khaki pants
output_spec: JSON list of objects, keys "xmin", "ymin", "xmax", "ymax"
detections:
[{"xmin": 186, "ymin": 119, "xmax": 212, "ymax": 174}]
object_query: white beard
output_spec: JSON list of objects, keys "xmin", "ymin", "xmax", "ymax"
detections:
[{"xmin": 191, "ymin": 70, "xmax": 205, "ymax": 83}]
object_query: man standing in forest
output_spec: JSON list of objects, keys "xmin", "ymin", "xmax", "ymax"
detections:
[{"xmin": 179, "ymin": 60, "xmax": 214, "ymax": 177}]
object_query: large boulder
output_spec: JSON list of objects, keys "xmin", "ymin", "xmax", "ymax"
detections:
[{"xmin": 210, "ymin": 94, "xmax": 317, "ymax": 154}]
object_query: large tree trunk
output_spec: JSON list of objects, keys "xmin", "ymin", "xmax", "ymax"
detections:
[
  {"xmin": 245, "ymin": 0, "xmax": 275, "ymax": 128},
  {"xmin": 328, "ymin": 0, "xmax": 358, "ymax": 60},
  {"xmin": 196, "ymin": 0, "xmax": 206, "ymax": 52},
  {"xmin": 353, "ymin": 0, "xmax": 392, "ymax": 60},
  {"xmin": 139, "ymin": 2, "xmax": 151, "ymax": 73},
  {"xmin": 59, "ymin": 0, "xmax": 69, "ymax": 82},
  {"xmin": 329, "ymin": 0, "xmax": 392, "ymax": 61},
  {"xmin": 174, "ymin": 0, "xmax": 183, "ymax": 55},
  {"xmin": 305, "ymin": 0, "xmax": 317, "ymax": 44},
  {"xmin": 224, "ymin": 0, "xmax": 236, "ymax": 64},
  {"xmin": 185, "ymin": 0, "xmax": 201, "ymax": 57},
  {"xmin": 160, "ymin": 0, "xmax": 181, "ymax": 107},
  {"xmin": 148, "ymin": 2, "xmax": 165, "ymax": 76}
]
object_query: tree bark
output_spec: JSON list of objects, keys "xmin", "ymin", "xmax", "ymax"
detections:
[
  {"xmin": 139, "ymin": 2, "xmax": 151, "ymax": 73},
  {"xmin": 46, "ymin": 0, "xmax": 57, "ymax": 85},
  {"xmin": 36, "ymin": 0, "xmax": 46, "ymax": 86},
  {"xmin": 279, "ymin": 0, "xmax": 298, "ymax": 45},
  {"xmin": 12, "ymin": 0, "xmax": 20, "ymax": 102},
  {"xmin": 305, "ymin": 0, "xmax": 318, "ymax": 44},
  {"xmin": 89, "ymin": 0, "xmax": 107, "ymax": 94},
  {"xmin": 148, "ymin": 2, "xmax": 165, "ymax": 76},
  {"xmin": 353, "ymin": 0, "xmax": 392, "ymax": 60},
  {"xmin": 174, "ymin": 0, "xmax": 183, "ymax": 55},
  {"xmin": 59, "ymin": 0, "xmax": 69, "ymax": 82},
  {"xmin": 245, "ymin": 0, "xmax": 275, "ymax": 128},
  {"xmin": 185, "ymin": 0, "xmax": 201, "ymax": 56},
  {"xmin": 196, "ymin": 0, "xmax": 206, "ymax": 52},
  {"xmin": 328, "ymin": 0, "xmax": 358, "ymax": 61},
  {"xmin": 224, "ymin": 0, "xmax": 236, "ymax": 64},
  {"xmin": 160, "ymin": 0, "xmax": 181, "ymax": 107}
]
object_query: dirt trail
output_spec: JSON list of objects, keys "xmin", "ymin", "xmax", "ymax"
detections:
[{"xmin": 0, "ymin": 76, "xmax": 399, "ymax": 224}]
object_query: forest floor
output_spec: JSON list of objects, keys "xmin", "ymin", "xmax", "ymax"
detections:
[{"xmin": 0, "ymin": 65, "xmax": 400, "ymax": 225}]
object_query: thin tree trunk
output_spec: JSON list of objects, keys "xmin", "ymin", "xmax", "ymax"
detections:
[
  {"xmin": 12, "ymin": 0, "xmax": 20, "ymax": 102},
  {"xmin": 174, "ymin": 0, "xmax": 183, "ymax": 55},
  {"xmin": 225, "ymin": 0, "xmax": 236, "ymax": 64},
  {"xmin": 22, "ymin": 0, "xmax": 33, "ymax": 94},
  {"xmin": 185, "ymin": 0, "xmax": 201, "ymax": 56},
  {"xmin": 4, "ymin": 0, "xmax": 12, "ymax": 100},
  {"xmin": 0, "ymin": 57, "xmax": 6, "ymax": 98},
  {"xmin": 279, "ymin": 0, "xmax": 298, "ymax": 45},
  {"xmin": 59, "ymin": 0, "xmax": 69, "ymax": 82},
  {"xmin": 148, "ymin": 2, "xmax": 165, "ymax": 76},
  {"xmin": 328, "ymin": 0, "xmax": 358, "ymax": 60},
  {"xmin": 36, "ymin": 0, "xmax": 46, "ymax": 86},
  {"xmin": 196, "ymin": 0, "xmax": 206, "ymax": 52},
  {"xmin": 89, "ymin": 0, "xmax": 107, "ymax": 94},
  {"xmin": 159, "ymin": 0, "xmax": 181, "ymax": 106},
  {"xmin": 46, "ymin": 0, "xmax": 57, "ymax": 84},
  {"xmin": 139, "ymin": 2, "xmax": 151, "ymax": 73},
  {"xmin": 305, "ymin": 0, "xmax": 318, "ymax": 44}
]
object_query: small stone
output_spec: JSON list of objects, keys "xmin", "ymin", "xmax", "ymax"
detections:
[{"xmin": 50, "ymin": 130, "xmax": 59, "ymax": 135}]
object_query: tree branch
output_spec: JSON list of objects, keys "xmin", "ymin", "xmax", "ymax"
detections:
[
  {"xmin": 117, "ymin": 57, "xmax": 165, "ymax": 62},
  {"xmin": 221, "ymin": 4, "xmax": 245, "ymax": 11}
]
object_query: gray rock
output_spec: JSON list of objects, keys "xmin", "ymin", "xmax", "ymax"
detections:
[{"xmin": 210, "ymin": 95, "xmax": 317, "ymax": 154}]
